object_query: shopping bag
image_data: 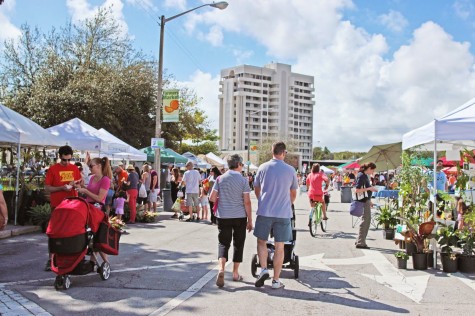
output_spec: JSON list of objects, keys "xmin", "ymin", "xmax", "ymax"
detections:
[
  {"xmin": 94, "ymin": 219, "xmax": 121, "ymax": 255},
  {"xmin": 139, "ymin": 183, "xmax": 147, "ymax": 198},
  {"xmin": 349, "ymin": 200, "xmax": 365, "ymax": 217},
  {"xmin": 172, "ymin": 198, "xmax": 181, "ymax": 212}
]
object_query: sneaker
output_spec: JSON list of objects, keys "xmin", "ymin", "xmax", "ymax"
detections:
[
  {"xmin": 271, "ymin": 279, "xmax": 285, "ymax": 289},
  {"xmin": 44, "ymin": 259, "xmax": 51, "ymax": 271},
  {"xmin": 170, "ymin": 214, "xmax": 178, "ymax": 219},
  {"xmin": 254, "ymin": 269, "xmax": 269, "ymax": 287}
]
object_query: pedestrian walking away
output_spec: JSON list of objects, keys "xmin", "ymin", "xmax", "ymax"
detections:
[
  {"xmin": 253, "ymin": 141, "xmax": 298, "ymax": 289},
  {"xmin": 180, "ymin": 161, "xmax": 201, "ymax": 221},
  {"xmin": 210, "ymin": 154, "xmax": 253, "ymax": 287}
]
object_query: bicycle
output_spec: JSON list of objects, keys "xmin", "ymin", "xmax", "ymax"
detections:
[{"xmin": 309, "ymin": 201, "xmax": 327, "ymax": 236}]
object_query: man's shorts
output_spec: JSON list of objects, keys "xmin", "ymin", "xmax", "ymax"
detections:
[
  {"xmin": 148, "ymin": 189, "xmax": 158, "ymax": 203},
  {"xmin": 186, "ymin": 193, "xmax": 200, "ymax": 208},
  {"xmin": 253, "ymin": 216, "xmax": 292, "ymax": 242}
]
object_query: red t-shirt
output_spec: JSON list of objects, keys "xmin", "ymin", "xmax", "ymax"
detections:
[
  {"xmin": 117, "ymin": 170, "xmax": 128, "ymax": 190},
  {"xmin": 306, "ymin": 172, "xmax": 328, "ymax": 197},
  {"xmin": 45, "ymin": 163, "xmax": 81, "ymax": 207}
]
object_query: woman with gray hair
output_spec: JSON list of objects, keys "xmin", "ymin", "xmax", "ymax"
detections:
[{"xmin": 210, "ymin": 154, "xmax": 253, "ymax": 287}]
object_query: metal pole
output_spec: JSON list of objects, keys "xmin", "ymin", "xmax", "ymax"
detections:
[
  {"xmin": 14, "ymin": 142, "xmax": 20, "ymax": 226},
  {"xmin": 154, "ymin": 15, "xmax": 165, "ymax": 188},
  {"xmin": 247, "ymin": 109, "xmax": 251, "ymax": 165}
]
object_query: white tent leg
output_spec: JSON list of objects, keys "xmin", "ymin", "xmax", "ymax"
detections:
[
  {"xmin": 432, "ymin": 122, "xmax": 438, "ymax": 268},
  {"xmin": 14, "ymin": 142, "xmax": 20, "ymax": 226}
]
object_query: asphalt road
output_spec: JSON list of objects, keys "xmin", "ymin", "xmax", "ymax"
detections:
[{"xmin": 1, "ymin": 189, "xmax": 475, "ymax": 315}]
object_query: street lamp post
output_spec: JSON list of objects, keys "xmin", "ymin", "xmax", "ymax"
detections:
[{"xmin": 154, "ymin": 2, "xmax": 228, "ymax": 187}]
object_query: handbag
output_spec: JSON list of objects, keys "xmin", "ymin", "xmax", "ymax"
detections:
[
  {"xmin": 94, "ymin": 219, "xmax": 121, "ymax": 255},
  {"xmin": 349, "ymin": 200, "xmax": 365, "ymax": 217},
  {"xmin": 138, "ymin": 183, "xmax": 147, "ymax": 198},
  {"xmin": 212, "ymin": 176, "xmax": 220, "ymax": 215}
]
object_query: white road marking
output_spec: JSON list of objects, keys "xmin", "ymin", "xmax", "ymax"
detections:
[
  {"xmin": 300, "ymin": 250, "xmax": 431, "ymax": 303},
  {"xmin": 451, "ymin": 272, "xmax": 475, "ymax": 291}
]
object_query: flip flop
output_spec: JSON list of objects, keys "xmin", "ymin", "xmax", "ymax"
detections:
[
  {"xmin": 216, "ymin": 271, "xmax": 225, "ymax": 287},
  {"xmin": 232, "ymin": 275, "xmax": 243, "ymax": 282}
]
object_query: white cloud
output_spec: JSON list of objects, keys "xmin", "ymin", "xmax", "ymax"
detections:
[
  {"xmin": 378, "ymin": 10, "xmax": 408, "ymax": 33},
  {"xmin": 453, "ymin": 0, "xmax": 475, "ymax": 20},
  {"xmin": 193, "ymin": 0, "xmax": 475, "ymax": 151},
  {"xmin": 66, "ymin": 0, "xmax": 128, "ymax": 37},
  {"xmin": 232, "ymin": 49, "xmax": 254, "ymax": 64},
  {"xmin": 0, "ymin": 0, "xmax": 21, "ymax": 43}
]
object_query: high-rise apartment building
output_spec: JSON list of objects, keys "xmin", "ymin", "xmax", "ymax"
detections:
[{"xmin": 218, "ymin": 62, "xmax": 315, "ymax": 161}]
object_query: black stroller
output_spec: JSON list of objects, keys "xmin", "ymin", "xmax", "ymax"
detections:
[{"xmin": 251, "ymin": 228, "xmax": 299, "ymax": 279}]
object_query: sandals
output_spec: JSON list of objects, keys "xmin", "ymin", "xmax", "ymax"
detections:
[
  {"xmin": 233, "ymin": 275, "xmax": 243, "ymax": 282},
  {"xmin": 216, "ymin": 271, "xmax": 225, "ymax": 287}
]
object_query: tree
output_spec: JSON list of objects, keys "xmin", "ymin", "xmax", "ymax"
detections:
[
  {"xmin": 257, "ymin": 136, "xmax": 299, "ymax": 168},
  {"xmin": 313, "ymin": 146, "xmax": 333, "ymax": 160},
  {"xmin": 179, "ymin": 141, "xmax": 220, "ymax": 156},
  {"xmin": 0, "ymin": 8, "xmax": 216, "ymax": 150}
]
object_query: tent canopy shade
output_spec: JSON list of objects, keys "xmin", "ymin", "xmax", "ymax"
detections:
[
  {"xmin": 359, "ymin": 142, "xmax": 402, "ymax": 173},
  {"xmin": 141, "ymin": 147, "xmax": 188, "ymax": 165}
]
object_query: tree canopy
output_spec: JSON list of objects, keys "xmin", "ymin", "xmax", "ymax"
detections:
[{"xmin": 0, "ymin": 8, "xmax": 217, "ymax": 152}]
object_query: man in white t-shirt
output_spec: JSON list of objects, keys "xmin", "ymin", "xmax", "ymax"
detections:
[{"xmin": 181, "ymin": 161, "xmax": 201, "ymax": 221}]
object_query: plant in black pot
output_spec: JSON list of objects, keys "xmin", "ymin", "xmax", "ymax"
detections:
[
  {"xmin": 437, "ymin": 225, "xmax": 459, "ymax": 273},
  {"xmin": 456, "ymin": 211, "xmax": 475, "ymax": 273},
  {"xmin": 394, "ymin": 251, "xmax": 409, "ymax": 269},
  {"xmin": 399, "ymin": 217, "xmax": 436, "ymax": 270},
  {"xmin": 375, "ymin": 204, "xmax": 398, "ymax": 240}
]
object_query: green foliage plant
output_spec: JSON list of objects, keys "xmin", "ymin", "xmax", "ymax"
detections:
[
  {"xmin": 394, "ymin": 251, "xmax": 409, "ymax": 260},
  {"xmin": 375, "ymin": 205, "xmax": 398, "ymax": 229},
  {"xmin": 27, "ymin": 204, "xmax": 51, "ymax": 226},
  {"xmin": 457, "ymin": 210, "xmax": 475, "ymax": 256},
  {"xmin": 437, "ymin": 225, "xmax": 458, "ymax": 254}
]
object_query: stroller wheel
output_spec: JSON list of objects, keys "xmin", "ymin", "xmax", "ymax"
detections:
[
  {"xmin": 99, "ymin": 262, "xmax": 111, "ymax": 280},
  {"xmin": 251, "ymin": 254, "xmax": 258, "ymax": 278},
  {"xmin": 294, "ymin": 255, "xmax": 299, "ymax": 279},
  {"xmin": 54, "ymin": 275, "xmax": 63, "ymax": 290}
]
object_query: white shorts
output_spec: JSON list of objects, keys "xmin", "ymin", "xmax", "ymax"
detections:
[
  {"xmin": 148, "ymin": 189, "xmax": 158, "ymax": 203},
  {"xmin": 200, "ymin": 196, "xmax": 209, "ymax": 207}
]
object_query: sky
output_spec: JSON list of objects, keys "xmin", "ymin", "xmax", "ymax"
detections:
[{"xmin": 1, "ymin": 0, "xmax": 475, "ymax": 152}]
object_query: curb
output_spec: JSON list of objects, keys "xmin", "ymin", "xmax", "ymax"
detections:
[{"xmin": 0, "ymin": 225, "xmax": 41, "ymax": 239}]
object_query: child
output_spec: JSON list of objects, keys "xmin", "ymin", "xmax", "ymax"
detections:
[
  {"xmin": 200, "ymin": 185, "xmax": 209, "ymax": 221},
  {"xmin": 113, "ymin": 190, "xmax": 128, "ymax": 221},
  {"xmin": 457, "ymin": 198, "xmax": 468, "ymax": 230}
]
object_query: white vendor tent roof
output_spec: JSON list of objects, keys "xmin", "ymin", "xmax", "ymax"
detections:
[
  {"xmin": 402, "ymin": 97, "xmax": 475, "ymax": 150},
  {"xmin": 0, "ymin": 104, "xmax": 65, "ymax": 147},
  {"xmin": 204, "ymin": 152, "xmax": 228, "ymax": 169},
  {"xmin": 96, "ymin": 128, "xmax": 146, "ymax": 161},
  {"xmin": 47, "ymin": 118, "xmax": 128, "ymax": 153}
]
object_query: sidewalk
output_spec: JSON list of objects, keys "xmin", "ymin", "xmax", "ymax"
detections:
[{"xmin": 0, "ymin": 224, "xmax": 41, "ymax": 239}]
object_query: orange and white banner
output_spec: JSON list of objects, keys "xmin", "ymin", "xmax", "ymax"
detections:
[{"xmin": 162, "ymin": 89, "xmax": 179, "ymax": 122}]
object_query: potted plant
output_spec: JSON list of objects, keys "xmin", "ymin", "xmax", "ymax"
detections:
[
  {"xmin": 437, "ymin": 225, "xmax": 459, "ymax": 273},
  {"xmin": 27, "ymin": 203, "xmax": 51, "ymax": 232},
  {"xmin": 399, "ymin": 217, "xmax": 436, "ymax": 270},
  {"xmin": 375, "ymin": 205, "xmax": 398, "ymax": 240},
  {"xmin": 394, "ymin": 251, "xmax": 409, "ymax": 269},
  {"xmin": 457, "ymin": 210, "xmax": 475, "ymax": 273}
]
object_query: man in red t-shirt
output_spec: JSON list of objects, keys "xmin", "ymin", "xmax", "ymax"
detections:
[
  {"xmin": 44, "ymin": 145, "xmax": 82, "ymax": 270},
  {"xmin": 114, "ymin": 164, "xmax": 129, "ymax": 191}
]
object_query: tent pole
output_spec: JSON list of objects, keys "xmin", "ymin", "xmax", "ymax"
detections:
[
  {"xmin": 14, "ymin": 142, "xmax": 20, "ymax": 226},
  {"xmin": 432, "ymin": 120, "xmax": 438, "ymax": 268}
]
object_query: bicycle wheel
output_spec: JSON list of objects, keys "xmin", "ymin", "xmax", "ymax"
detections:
[{"xmin": 309, "ymin": 204, "xmax": 321, "ymax": 237}]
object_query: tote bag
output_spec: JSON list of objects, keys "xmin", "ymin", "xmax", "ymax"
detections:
[{"xmin": 349, "ymin": 200, "xmax": 365, "ymax": 217}]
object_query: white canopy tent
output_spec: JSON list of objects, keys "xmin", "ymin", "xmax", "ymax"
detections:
[
  {"xmin": 402, "ymin": 97, "xmax": 475, "ymax": 267},
  {"xmin": 47, "ymin": 118, "xmax": 128, "ymax": 153},
  {"xmin": 320, "ymin": 165, "xmax": 335, "ymax": 174},
  {"xmin": 96, "ymin": 128, "xmax": 146, "ymax": 161},
  {"xmin": 182, "ymin": 152, "xmax": 211, "ymax": 169},
  {"xmin": 402, "ymin": 97, "xmax": 475, "ymax": 151},
  {"xmin": 0, "ymin": 104, "xmax": 66, "ymax": 225},
  {"xmin": 204, "ymin": 152, "xmax": 228, "ymax": 169}
]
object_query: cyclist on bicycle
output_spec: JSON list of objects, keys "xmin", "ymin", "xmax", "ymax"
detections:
[{"xmin": 306, "ymin": 163, "xmax": 330, "ymax": 223}]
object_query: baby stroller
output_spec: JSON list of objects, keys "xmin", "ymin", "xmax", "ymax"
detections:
[
  {"xmin": 251, "ymin": 229, "xmax": 299, "ymax": 279},
  {"xmin": 46, "ymin": 197, "xmax": 120, "ymax": 290},
  {"xmin": 251, "ymin": 204, "xmax": 299, "ymax": 279},
  {"xmin": 177, "ymin": 188, "xmax": 200, "ymax": 221}
]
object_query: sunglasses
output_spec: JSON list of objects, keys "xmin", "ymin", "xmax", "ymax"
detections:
[{"xmin": 61, "ymin": 158, "xmax": 72, "ymax": 162}]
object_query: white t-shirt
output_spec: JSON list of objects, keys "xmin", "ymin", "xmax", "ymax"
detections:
[{"xmin": 183, "ymin": 169, "xmax": 201, "ymax": 194}]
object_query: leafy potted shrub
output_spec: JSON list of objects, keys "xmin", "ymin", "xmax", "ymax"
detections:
[
  {"xmin": 394, "ymin": 251, "xmax": 409, "ymax": 269},
  {"xmin": 27, "ymin": 203, "xmax": 51, "ymax": 232},
  {"xmin": 399, "ymin": 217, "xmax": 436, "ymax": 270},
  {"xmin": 375, "ymin": 205, "xmax": 398, "ymax": 240},
  {"xmin": 457, "ymin": 210, "xmax": 475, "ymax": 273},
  {"xmin": 437, "ymin": 225, "xmax": 459, "ymax": 273}
]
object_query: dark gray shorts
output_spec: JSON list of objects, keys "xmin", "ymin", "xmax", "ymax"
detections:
[{"xmin": 253, "ymin": 215, "xmax": 292, "ymax": 242}]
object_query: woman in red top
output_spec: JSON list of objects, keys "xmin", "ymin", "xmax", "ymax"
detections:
[{"xmin": 306, "ymin": 163, "xmax": 330, "ymax": 220}]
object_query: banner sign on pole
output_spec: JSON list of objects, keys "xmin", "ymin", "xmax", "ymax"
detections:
[
  {"xmin": 250, "ymin": 141, "xmax": 258, "ymax": 154},
  {"xmin": 151, "ymin": 138, "xmax": 165, "ymax": 149},
  {"xmin": 162, "ymin": 89, "xmax": 180, "ymax": 122}
]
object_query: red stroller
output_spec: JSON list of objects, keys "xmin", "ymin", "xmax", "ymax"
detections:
[{"xmin": 46, "ymin": 197, "xmax": 120, "ymax": 290}]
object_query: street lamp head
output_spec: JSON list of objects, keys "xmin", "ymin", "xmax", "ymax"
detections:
[{"xmin": 210, "ymin": 2, "xmax": 229, "ymax": 10}]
